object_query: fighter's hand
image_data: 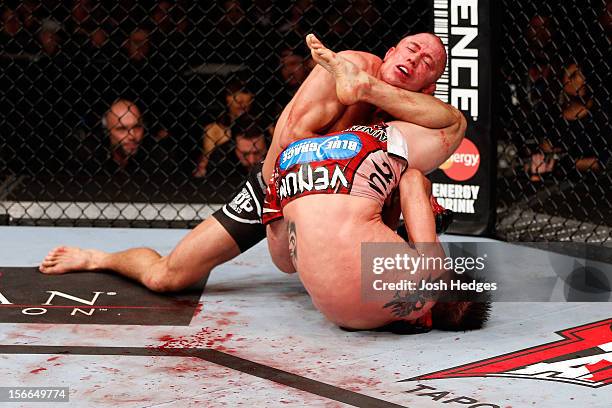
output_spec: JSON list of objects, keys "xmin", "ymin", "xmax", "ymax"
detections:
[{"xmin": 305, "ymin": 33, "xmax": 370, "ymax": 106}]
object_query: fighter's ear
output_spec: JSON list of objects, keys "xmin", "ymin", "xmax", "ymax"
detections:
[
  {"xmin": 383, "ymin": 47, "xmax": 395, "ymax": 61},
  {"xmin": 422, "ymin": 82, "xmax": 436, "ymax": 95}
]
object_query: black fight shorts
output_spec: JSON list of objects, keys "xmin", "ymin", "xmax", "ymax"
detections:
[{"xmin": 211, "ymin": 162, "xmax": 267, "ymax": 253}]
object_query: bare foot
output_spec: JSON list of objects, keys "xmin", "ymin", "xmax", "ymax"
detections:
[
  {"xmin": 306, "ymin": 33, "xmax": 370, "ymax": 106},
  {"xmin": 39, "ymin": 246, "xmax": 106, "ymax": 275}
]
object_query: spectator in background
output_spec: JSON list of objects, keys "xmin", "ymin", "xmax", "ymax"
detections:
[
  {"xmin": 280, "ymin": 45, "xmax": 309, "ymax": 89},
  {"xmin": 89, "ymin": 23, "xmax": 110, "ymax": 52},
  {"xmin": 63, "ymin": 98, "xmax": 179, "ymax": 197},
  {"xmin": 150, "ymin": 0, "xmax": 189, "ymax": 59},
  {"xmin": 70, "ymin": 0, "xmax": 92, "ymax": 32},
  {"xmin": 321, "ymin": 10, "xmax": 352, "ymax": 47},
  {"xmin": 148, "ymin": 0, "xmax": 189, "ymax": 87},
  {"xmin": 204, "ymin": 114, "xmax": 268, "ymax": 196},
  {"xmin": 347, "ymin": 0, "xmax": 380, "ymax": 27},
  {"xmin": 526, "ymin": 15, "xmax": 555, "ymax": 62},
  {"xmin": 152, "ymin": 0, "xmax": 175, "ymax": 34},
  {"xmin": 279, "ymin": 0, "xmax": 314, "ymax": 37},
  {"xmin": 218, "ymin": 0, "xmax": 247, "ymax": 31},
  {"xmin": 344, "ymin": 0, "xmax": 382, "ymax": 49},
  {"xmin": 124, "ymin": 27, "xmax": 150, "ymax": 62},
  {"xmin": 559, "ymin": 63, "xmax": 600, "ymax": 172},
  {"xmin": 1, "ymin": 6, "xmax": 36, "ymax": 55},
  {"xmin": 92, "ymin": 98, "xmax": 177, "ymax": 177},
  {"xmin": 522, "ymin": 15, "xmax": 559, "ymax": 111},
  {"xmin": 508, "ymin": 15, "xmax": 562, "ymax": 181},
  {"xmin": 263, "ymin": 42, "xmax": 311, "ymax": 131},
  {"xmin": 528, "ymin": 63, "xmax": 606, "ymax": 180},
  {"xmin": 104, "ymin": 99, "xmax": 145, "ymax": 169},
  {"xmin": 520, "ymin": 10, "xmax": 610, "ymax": 181},
  {"xmin": 193, "ymin": 81, "xmax": 254, "ymax": 178},
  {"xmin": 119, "ymin": 26, "xmax": 174, "ymax": 141},
  {"xmin": 37, "ymin": 18, "xmax": 62, "ymax": 57},
  {"xmin": 151, "ymin": 0, "xmax": 188, "ymax": 35},
  {"xmin": 16, "ymin": 1, "xmax": 39, "ymax": 33},
  {"xmin": 1, "ymin": 7, "xmax": 20, "ymax": 37},
  {"xmin": 67, "ymin": 0, "xmax": 113, "ymax": 59},
  {"xmin": 211, "ymin": 0, "xmax": 254, "ymax": 64}
]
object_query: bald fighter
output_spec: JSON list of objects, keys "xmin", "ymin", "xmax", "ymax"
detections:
[
  {"xmin": 263, "ymin": 36, "xmax": 486, "ymax": 330},
  {"xmin": 39, "ymin": 32, "xmax": 458, "ymax": 296}
]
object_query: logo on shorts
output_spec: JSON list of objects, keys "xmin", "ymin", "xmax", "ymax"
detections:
[
  {"xmin": 404, "ymin": 319, "xmax": 612, "ymax": 388},
  {"xmin": 279, "ymin": 164, "xmax": 349, "ymax": 200},
  {"xmin": 438, "ymin": 138, "xmax": 480, "ymax": 181},
  {"xmin": 228, "ymin": 188, "xmax": 254, "ymax": 214},
  {"xmin": 346, "ymin": 124, "xmax": 389, "ymax": 141},
  {"xmin": 280, "ymin": 134, "xmax": 362, "ymax": 170}
]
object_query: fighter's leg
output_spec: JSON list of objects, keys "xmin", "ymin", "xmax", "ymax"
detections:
[
  {"xmin": 309, "ymin": 37, "xmax": 464, "ymax": 182},
  {"xmin": 40, "ymin": 163, "xmax": 269, "ymax": 291},
  {"xmin": 306, "ymin": 34, "xmax": 462, "ymax": 134},
  {"xmin": 306, "ymin": 34, "xmax": 369, "ymax": 106},
  {"xmin": 40, "ymin": 217, "xmax": 240, "ymax": 292}
]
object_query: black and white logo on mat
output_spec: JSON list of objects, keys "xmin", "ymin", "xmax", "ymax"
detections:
[{"xmin": 0, "ymin": 267, "xmax": 201, "ymax": 325}]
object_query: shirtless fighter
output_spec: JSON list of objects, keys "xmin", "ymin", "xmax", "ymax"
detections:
[
  {"xmin": 39, "ymin": 33, "xmax": 459, "ymax": 296},
  {"xmin": 264, "ymin": 36, "xmax": 486, "ymax": 330}
]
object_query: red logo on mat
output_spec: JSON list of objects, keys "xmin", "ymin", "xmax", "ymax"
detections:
[{"xmin": 404, "ymin": 318, "xmax": 612, "ymax": 388}]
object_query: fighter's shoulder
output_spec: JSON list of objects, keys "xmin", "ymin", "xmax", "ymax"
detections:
[{"xmin": 337, "ymin": 50, "xmax": 382, "ymax": 73}]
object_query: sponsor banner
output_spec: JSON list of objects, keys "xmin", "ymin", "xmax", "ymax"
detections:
[
  {"xmin": 360, "ymin": 242, "xmax": 612, "ymax": 303},
  {"xmin": 0, "ymin": 267, "xmax": 203, "ymax": 325},
  {"xmin": 430, "ymin": 0, "xmax": 495, "ymax": 235}
]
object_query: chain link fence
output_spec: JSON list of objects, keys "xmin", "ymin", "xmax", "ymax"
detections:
[
  {"xmin": 0, "ymin": 0, "xmax": 430, "ymax": 227},
  {"xmin": 495, "ymin": 0, "xmax": 611, "ymax": 245},
  {"xmin": 1, "ymin": 1, "xmax": 610, "ymax": 245}
]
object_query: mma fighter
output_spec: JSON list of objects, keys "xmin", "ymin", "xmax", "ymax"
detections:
[
  {"xmin": 264, "ymin": 36, "xmax": 488, "ymax": 331},
  {"xmin": 39, "ymin": 33, "xmax": 461, "ymax": 304}
]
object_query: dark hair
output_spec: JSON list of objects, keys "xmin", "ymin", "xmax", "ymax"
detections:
[
  {"xmin": 216, "ymin": 80, "xmax": 254, "ymax": 127},
  {"xmin": 231, "ymin": 114, "xmax": 266, "ymax": 140},
  {"xmin": 431, "ymin": 273, "xmax": 492, "ymax": 331},
  {"xmin": 431, "ymin": 299, "xmax": 491, "ymax": 331},
  {"xmin": 225, "ymin": 79, "xmax": 252, "ymax": 96}
]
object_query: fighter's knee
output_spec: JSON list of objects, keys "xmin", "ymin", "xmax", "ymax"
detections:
[
  {"xmin": 143, "ymin": 275, "xmax": 171, "ymax": 293},
  {"xmin": 142, "ymin": 257, "xmax": 185, "ymax": 293},
  {"xmin": 401, "ymin": 168, "xmax": 429, "ymax": 189}
]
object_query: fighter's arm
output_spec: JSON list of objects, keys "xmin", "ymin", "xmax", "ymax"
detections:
[
  {"xmin": 360, "ymin": 79, "xmax": 461, "ymax": 130},
  {"xmin": 389, "ymin": 117, "xmax": 466, "ymax": 174},
  {"xmin": 306, "ymin": 33, "xmax": 462, "ymax": 131}
]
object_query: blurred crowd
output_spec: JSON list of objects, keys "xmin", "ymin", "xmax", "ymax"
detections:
[
  {"xmin": 1, "ymin": 0, "xmax": 609, "ymax": 204},
  {"xmin": 1, "ymin": 0, "xmax": 424, "ymax": 200},
  {"xmin": 500, "ymin": 1, "xmax": 611, "ymax": 183}
]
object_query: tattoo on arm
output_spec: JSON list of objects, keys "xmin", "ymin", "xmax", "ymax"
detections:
[
  {"xmin": 383, "ymin": 275, "xmax": 440, "ymax": 318},
  {"xmin": 287, "ymin": 220, "xmax": 297, "ymax": 264}
]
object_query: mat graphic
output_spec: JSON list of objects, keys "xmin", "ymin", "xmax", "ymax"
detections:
[{"xmin": 406, "ymin": 318, "xmax": 612, "ymax": 388}]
